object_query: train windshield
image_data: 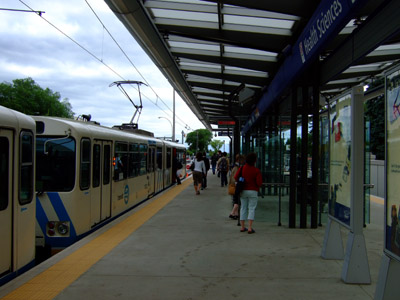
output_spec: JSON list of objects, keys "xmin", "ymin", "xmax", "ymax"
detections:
[{"xmin": 36, "ymin": 136, "xmax": 76, "ymax": 192}]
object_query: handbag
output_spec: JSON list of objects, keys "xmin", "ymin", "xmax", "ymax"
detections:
[
  {"xmin": 190, "ymin": 161, "xmax": 195, "ymax": 171},
  {"xmin": 234, "ymin": 166, "xmax": 245, "ymax": 198},
  {"xmin": 228, "ymin": 184, "xmax": 235, "ymax": 195}
]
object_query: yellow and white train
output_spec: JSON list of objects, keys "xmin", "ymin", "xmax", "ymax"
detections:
[
  {"xmin": 0, "ymin": 106, "xmax": 36, "ymax": 285},
  {"xmin": 0, "ymin": 105, "xmax": 187, "ymax": 285}
]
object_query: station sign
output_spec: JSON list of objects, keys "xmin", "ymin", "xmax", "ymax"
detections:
[
  {"xmin": 218, "ymin": 120, "xmax": 235, "ymax": 129},
  {"xmin": 217, "ymin": 120, "xmax": 235, "ymax": 125},
  {"xmin": 218, "ymin": 131, "xmax": 230, "ymax": 136}
]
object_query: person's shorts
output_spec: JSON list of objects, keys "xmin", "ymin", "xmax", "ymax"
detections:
[{"xmin": 192, "ymin": 171, "xmax": 203, "ymax": 185}]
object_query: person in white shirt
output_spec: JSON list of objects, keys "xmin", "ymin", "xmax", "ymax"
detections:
[{"xmin": 192, "ymin": 152, "xmax": 206, "ymax": 195}]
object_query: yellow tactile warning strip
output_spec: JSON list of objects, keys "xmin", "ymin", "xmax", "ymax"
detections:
[
  {"xmin": 1, "ymin": 179, "xmax": 191, "ymax": 300},
  {"xmin": 370, "ymin": 195, "xmax": 384, "ymax": 205}
]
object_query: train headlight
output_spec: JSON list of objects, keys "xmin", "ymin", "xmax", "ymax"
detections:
[{"xmin": 57, "ymin": 222, "xmax": 69, "ymax": 235}]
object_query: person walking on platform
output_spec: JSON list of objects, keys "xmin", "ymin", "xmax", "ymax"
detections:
[
  {"xmin": 228, "ymin": 154, "xmax": 245, "ymax": 220},
  {"xmin": 211, "ymin": 153, "xmax": 218, "ymax": 175},
  {"xmin": 192, "ymin": 152, "xmax": 206, "ymax": 195},
  {"xmin": 235, "ymin": 152, "xmax": 262, "ymax": 234},
  {"xmin": 202, "ymin": 152, "xmax": 210, "ymax": 189},
  {"xmin": 217, "ymin": 152, "xmax": 229, "ymax": 187},
  {"xmin": 173, "ymin": 157, "xmax": 182, "ymax": 185}
]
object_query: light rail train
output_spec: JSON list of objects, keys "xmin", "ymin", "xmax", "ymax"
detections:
[
  {"xmin": 0, "ymin": 106, "xmax": 36, "ymax": 285},
  {"xmin": 0, "ymin": 105, "xmax": 187, "ymax": 285}
]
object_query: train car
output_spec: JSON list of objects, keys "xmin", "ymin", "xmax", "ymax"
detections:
[
  {"xmin": 0, "ymin": 106, "xmax": 36, "ymax": 285},
  {"xmin": 163, "ymin": 140, "xmax": 186, "ymax": 184},
  {"xmin": 33, "ymin": 116, "xmax": 186, "ymax": 253}
]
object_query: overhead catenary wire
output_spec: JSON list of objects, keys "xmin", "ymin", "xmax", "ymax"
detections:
[
  {"xmin": 83, "ymin": 0, "xmax": 192, "ymax": 131},
  {"xmin": 18, "ymin": 0, "xmax": 192, "ymax": 131}
]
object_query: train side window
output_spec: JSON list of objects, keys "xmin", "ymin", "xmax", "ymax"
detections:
[
  {"xmin": 166, "ymin": 148, "xmax": 172, "ymax": 168},
  {"xmin": 80, "ymin": 138, "xmax": 91, "ymax": 190},
  {"xmin": 36, "ymin": 136, "xmax": 76, "ymax": 192},
  {"xmin": 103, "ymin": 145, "xmax": 110, "ymax": 185},
  {"xmin": 19, "ymin": 131, "xmax": 34, "ymax": 205},
  {"xmin": 0, "ymin": 137, "xmax": 9, "ymax": 210},
  {"xmin": 129, "ymin": 143, "xmax": 139, "ymax": 178},
  {"xmin": 93, "ymin": 144, "xmax": 101, "ymax": 188},
  {"xmin": 114, "ymin": 142, "xmax": 128, "ymax": 181},
  {"xmin": 139, "ymin": 144, "xmax": 147, "ymax": 175},
  {"xmin": 156, "ymin": 147, "xmax": 163, "ymax": 169}
]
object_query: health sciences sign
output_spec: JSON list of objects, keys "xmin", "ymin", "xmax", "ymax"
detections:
[
  {"xmin": 300, "ymin": 0, "xmax": 345, "ymax": 63},
  {"xmin": 242, "ymin": 0, "xmax": 367, "ymax": 135}
]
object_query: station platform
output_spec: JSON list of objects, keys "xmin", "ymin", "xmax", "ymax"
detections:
[{"xmin": 0, "ymin": 172, "xmax": 384, "ymax": 300}]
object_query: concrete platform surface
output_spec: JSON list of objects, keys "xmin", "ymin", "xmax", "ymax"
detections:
[{"xmin": 0, "ymin": 172, "xmax": 384, "ymax": 300}]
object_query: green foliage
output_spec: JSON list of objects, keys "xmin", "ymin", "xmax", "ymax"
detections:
[
  {"xmin": 186, "ymin": 129, "xmax": 212, "ymax": 153},
  {"xmin": 209, "ymin": 139, "xmax": 225, "ymax": 154},
  {"xmin": 0, "ymin": 78, "xmax": 74, "ymax": 118}
]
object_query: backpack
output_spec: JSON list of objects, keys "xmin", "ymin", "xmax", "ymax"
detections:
[{"xmin": 219, "ymin": 158, "xmax": 228, "ymax": 172}]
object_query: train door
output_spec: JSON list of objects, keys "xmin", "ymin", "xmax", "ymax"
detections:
[
  {"xmin": 101, "ymin": 143, "xmax": 112, "ymax": 219},
  {"xmin": 147, "ymin": 146, "xmax": 156, "ymax": 196},
  {"xmin": 0, "ymin": 130, "xmax": 12, "ymax": 275},
  {"xmin": 91, "ymin": 140, "xmax": 112, "ymax": 226},
  {"xmin": 156, "ymin": 146, "xmax": 163, "ymax": 192}
]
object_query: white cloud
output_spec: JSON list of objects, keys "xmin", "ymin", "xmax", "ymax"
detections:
[{"xmin": 0, "ymin": 0, "xmax": 205, "ymax": 139}]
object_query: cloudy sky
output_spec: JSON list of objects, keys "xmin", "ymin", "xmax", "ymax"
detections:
[{"xmin": 0, "ymin": 0, "xmax": 211, "ymax": 142}]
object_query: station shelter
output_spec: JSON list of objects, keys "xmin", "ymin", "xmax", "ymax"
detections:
[{"xmin": 104, "ymin": 0, "xmax": 400, "ymax": 298}]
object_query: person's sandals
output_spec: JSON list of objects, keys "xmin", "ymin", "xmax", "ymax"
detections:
[
  {"xmin": 248, "ymin": 229, "xmax": 255, "ymax": 234},
  {"xmin": 240, "ymin": 228, "xmax": 248, "ymax": 232}
]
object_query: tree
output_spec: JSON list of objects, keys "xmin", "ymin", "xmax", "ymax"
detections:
[
  {"xmin": 0, "ymin": 78, "xmax": 74, "ymax": 118},
  {"xmin": 209, "ymin": 139, "xmax": 225, "ymax": 154},
  {"xmin": 186, "ymin": 129, "xmax": 212, "ymax": 153}
]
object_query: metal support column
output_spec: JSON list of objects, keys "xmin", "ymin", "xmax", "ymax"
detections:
[
  {"xmin": 300, "ymin": 86, "xmax": 309, "ymax": 228},
  {"xmin": 289, "ymin": 88, "xmax": 298, "ymax": 228},
  {"xmin": 311, "ymin": 84, "xmax": 320, "ymax": 228}
]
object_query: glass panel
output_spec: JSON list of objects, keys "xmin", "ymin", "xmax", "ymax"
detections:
[
  {"xmin": 80, "ymin": 139, "xmax": 91, "ymax": 190},
  {"xmin": 157, "ymin": 147, "xmax": 163, "ymax": 169},
  {"xmin": 167, "ymin": 148, "xmax": 172, "ymax": 168},
  {"xmin": 151, "ymin": 8, "xmax": 217, "ymax": 22},
  {"xmin": 365, "ymin": 120, "xmax": 371, "ymax": 224},
  {"xmin": 36, "ymin": 136, "xmax": 76, "ymax": 192},
  {"xmin": 224, "ymin": 14, "xmax": 294, "ymax": 29},
  {"xmin": 93, "ymin": 144, "xmax": 101, "ymax": 188},
  {"xmin": 0, "ymin": 137, "xmax": 9, "ymax": 210},
  {"xmin": 319, "ymin": 114, "xmax": 330, "ymax": 219},
  {"xmin": 20, "ymin": 131, "xmax": 33, "ymax": 204},
  {"xmin": 128, "ymin": 143, "xmax": 138, "ymax": 178},
  {"xmin": 140, "ymin": 144, "xmax": 148, "ymax": 175},
  {"xmin": 114, "ymin": 142, "xmax": 128, "ymax": 181}
]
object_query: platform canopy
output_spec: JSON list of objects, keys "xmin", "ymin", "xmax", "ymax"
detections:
[{"xmin": 105, "ymin": 0, "xmax": 400, "ymax": 132}]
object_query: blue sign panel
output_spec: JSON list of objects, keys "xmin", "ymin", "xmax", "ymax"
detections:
[{"xmin": 242, "ymin": 0, "xmax": 368, "ymax": 134}]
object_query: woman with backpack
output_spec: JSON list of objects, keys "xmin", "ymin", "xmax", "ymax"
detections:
[{"xmin": 216, "ymin": 152, "xmax": 230, "ymax": 187}]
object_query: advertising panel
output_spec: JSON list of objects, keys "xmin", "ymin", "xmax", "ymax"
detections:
[
  {"xmin": 385, "ymin": 65, "xmax": 400, "ymax": 259},
  {"xmin": 329, "ymin": 93, "xmax": 352, "ymax": 226}
]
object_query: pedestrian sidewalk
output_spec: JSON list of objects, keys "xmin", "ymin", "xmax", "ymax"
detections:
[{"xmin": 0, "ymin": 171, "xmax": 384, "ymax": 300}]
